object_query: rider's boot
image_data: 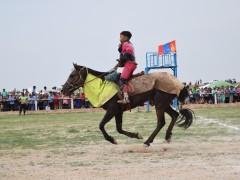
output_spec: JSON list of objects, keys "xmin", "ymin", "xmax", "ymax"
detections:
[{"xmin": 117, "ymin": 78, "xmax": 130, "ymax": 104}]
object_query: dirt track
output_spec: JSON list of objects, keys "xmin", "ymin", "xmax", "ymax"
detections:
[
  {"xmin": 1, "ymin": 137, "xmax": 240, "ymax": 180},
  {"xmin": 1, "ymin": 104, "xmax": 240, "ymax": 180}
]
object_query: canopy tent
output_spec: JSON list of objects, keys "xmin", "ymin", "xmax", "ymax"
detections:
[{"xmin": 206, "ymin": 81, "xmax": 234, "ymax": 88}]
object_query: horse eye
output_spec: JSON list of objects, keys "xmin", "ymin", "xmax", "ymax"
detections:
[{"xmin": 70, "ymin": 75, "xmax": 74, "ymax": 78}]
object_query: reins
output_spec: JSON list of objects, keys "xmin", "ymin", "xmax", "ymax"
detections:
[
  {"xmin": 83, "ymin": 67, "xmax": 116, "ymax": 85},
  {"xmin": 66, "ymin": 66, "xmax": 116, "ymax": 94}
]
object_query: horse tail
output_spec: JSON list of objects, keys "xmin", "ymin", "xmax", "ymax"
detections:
[
  {"xmin": 176, "ymin": 86, "xmax": 196, "ymax": 129},
  {"xmin": 175, "ymin": 108, "xmax": 195, "ymax": 129},
  {"xmin": 178, "ymin": 86, "xmax": 189, "ymax": 103}
]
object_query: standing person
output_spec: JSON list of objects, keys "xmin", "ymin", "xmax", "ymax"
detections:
[
  {"xmin": 43, "ymin": 86, "xmax": 48, "ymax": 95},
  {"xmin": 48, "ymin": 92, "xmax": 54, "ymax": 110},
  {"xmin": 225, "ymin": 86, "xmax": 230, "ymax": 103},
  {"xmin": 32, "ymin": 93, "xmax": 38, "ymax": 110},
  {"xmin": 115, "ymin": 31, "xmax": 137, "ymax": 104},
  {"xmin": 217, "ymin": 87, "xmax": 221, "ymax": 104},
  {"xmin": 18, "ymin": 92, "xmax": 28, "ymax": 115},
  {"xmin": 28, "ymin": 94, "xmax": 35, "ymax": 111},
  {"xmin": 229, "ymin": 86, "xmax": 234, "ymax": 103},
  {"xmin": 53, "ymin": 92, "xmax": 60, "ymax": 110},
  {"xmin": 38, "ymin": 93, "xmax": 44, "ymax": 110},
  {"xmin": 211, "ymin": 87, "xmax": 217, "ymax": 104},
  {"xmin": 75, "ymin": 93, "xmax": 82, "ymax": 109},
  {"xmin": 8, "ymin": 93, "xmax": 16, "ymax": 111},
  {"xmin": 62, "ymin": 95, "xmax": 70, "ymax": 109},
  {"xmin": 32, "ymin": 86, "xmax": 37, "ymax": 95},
  {"xmin": 237, "ymin": 85, "xmax": 240, "ymax": 102},
  {"xmin": 2, "ymin": 89, "xmax": 8, "ymax": 111},
  {"xmin": 52, "ymin": 86, "xmax": 57, "ymax": 93},
  {"xmin": 2, "ymin": 89, "xmax": 8, "ymax": 98},
  {"xmin": 42, "ymin": 93, "xmax": 49, "ymax": 110},
  {"xmin": 80, "ymin": 92, "xmax": 86, "ymax": 107},
  {"xmin": 0, "ymin": 92, "xmax": 3, "ymax": 111},
  {"xmin": 220, "ymin": 86, "xmax": 226, "ymax": 103}
]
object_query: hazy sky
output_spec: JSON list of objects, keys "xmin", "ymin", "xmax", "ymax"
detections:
[{"xmin": 0, "ymin": 0, "xmax": 239, "ymax": 91}]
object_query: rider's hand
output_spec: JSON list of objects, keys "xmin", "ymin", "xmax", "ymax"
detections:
[{"xmin": 113, "ymin": 63, "xmax": 119, "ymax": 70}]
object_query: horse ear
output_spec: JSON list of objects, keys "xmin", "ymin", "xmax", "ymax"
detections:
[{"xmin": 73, "ymin": 63, "xmax": 80, "ymax": 71}]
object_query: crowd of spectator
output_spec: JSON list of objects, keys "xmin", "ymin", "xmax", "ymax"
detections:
[
  {"xmin": 187, "ymin": 85, "xmax": 240, "ymax": 104},
  {"xmin": 1, "ymin": 82, "xmax": 240, "ymax": 113},
  {"xmin": 0, "ymin": 86, "xmax": 91, "ymax": 112}
]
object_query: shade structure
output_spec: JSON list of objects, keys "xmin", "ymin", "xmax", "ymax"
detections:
[{"xmin": 207, "ymin": 81, "xmax": 234, "ymax": 88}]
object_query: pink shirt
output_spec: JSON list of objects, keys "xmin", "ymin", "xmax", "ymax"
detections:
[{"xmin": 121, "ymin": 42, "xmax": 135, "ymax": 58}]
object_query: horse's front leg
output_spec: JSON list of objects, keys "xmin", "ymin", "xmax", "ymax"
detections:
[
  {"xmin": 115, "ymin": 112, "xmax": 143, "ymax": 139},
  {"xmin": 99, "ymin": 111, "xmax": 117, "ymax": 144}
]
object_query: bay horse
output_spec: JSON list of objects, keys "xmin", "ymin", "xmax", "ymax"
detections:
[{"xmin": 62, "ymin": 63, "xmax": 195, "ymax": 146}]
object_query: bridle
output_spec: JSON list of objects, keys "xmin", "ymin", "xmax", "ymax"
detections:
[
  {"xmin": 65, "ymin": 67, "xmax": 88, "ymax": 94},
  {"xmin": 65, "ymin": 66, "xmax": 115, "ymax": 94}
]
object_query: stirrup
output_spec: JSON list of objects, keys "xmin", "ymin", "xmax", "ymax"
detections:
[
  {"xmin": 117, "ymin": 99, "xmax": 125, "ymax": 104},
  {"xmin": 117, "ymin": 92, "xmax": 130, "ymax": 104},
  {"xmin": 117, "ymin": 99, "xmax": 129, "ymax": 104}
]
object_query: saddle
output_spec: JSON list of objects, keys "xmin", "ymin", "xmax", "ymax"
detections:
[
  {"xmin": 105, "ymin": 71, "xmax": 145, "ymax": 95},
  {"xmin": 129, "ymin": 71, "xmax": 145, "ymax": 80},
  {"xmin": 122, "ymin": 71, "xmax": 145, "ymax": 95}
]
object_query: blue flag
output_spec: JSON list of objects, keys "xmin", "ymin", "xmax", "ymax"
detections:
[{"xmin": 164, "ymin": 43, "xmax": 170, "ymax": 54}]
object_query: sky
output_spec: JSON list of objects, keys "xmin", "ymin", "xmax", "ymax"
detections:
[{"xmin": 0, "ymin": 0, "xmax": 240, "ymax": 91}]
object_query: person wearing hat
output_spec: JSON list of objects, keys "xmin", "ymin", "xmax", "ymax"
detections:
[{"xmin": 115, "ymin": 31, "xmax": 137, "ymax": 104}]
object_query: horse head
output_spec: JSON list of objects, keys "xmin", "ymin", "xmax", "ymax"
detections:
[{"xmin": 62, "ymin": 63, "xmax": 87, "ymax": 96}]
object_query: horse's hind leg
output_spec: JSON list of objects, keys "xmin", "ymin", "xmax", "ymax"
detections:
[
  {"xmin": 115, "ymin": 112, "xmax": 143, "ymax": 139},
  {"xmin": 144, "ymin": 108, "xmax": 165, "ymax": 146},
  {"xmin": 165, "ymin": 105, "xmax": 179, "ymax": 143},
  {"xmin": 99, "ymin": 111, "xmax": 117, "ymax": 144}
]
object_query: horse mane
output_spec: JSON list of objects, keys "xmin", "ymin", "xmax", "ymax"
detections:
[{"xmin": 77, "ymin": 65, "xmax": 110, "ymax": 80}]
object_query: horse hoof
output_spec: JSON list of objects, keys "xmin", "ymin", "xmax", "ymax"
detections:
[
  {"xmin": 166, "ymin": 137, "xmax": 171, "ymax": 143},
  {"xmin": 143, "ymin": 143, "xmax": 150, "ymax": 147},
  {"xmin": 137, "ymin": 133, "xmax": 143, "ymax": 139},
  {"xmin": 113, "ymin": 138, "xmax": 118, "ymax": 145}
]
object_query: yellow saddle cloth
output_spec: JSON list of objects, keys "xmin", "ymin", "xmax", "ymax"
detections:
[{"xmin": 83, "ymin": 74, "xmax": 119, "ymax": 107}]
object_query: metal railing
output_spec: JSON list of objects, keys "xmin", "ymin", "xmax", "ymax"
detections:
[
  {"xmin": 188, "ymin": 92, "xmax": 240, "ymax": 104},
  {"xmin": 0, "ymin": 98, "xmax": 92, "ymax": 112}
]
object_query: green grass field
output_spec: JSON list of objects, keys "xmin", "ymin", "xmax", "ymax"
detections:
[
  {"xmin": 1, "ymin": 106, "xmax": 240, "ymax": 180},
  {"xmin": 1, "ymin": 106, "xmax": 240, "ymax": 150}
]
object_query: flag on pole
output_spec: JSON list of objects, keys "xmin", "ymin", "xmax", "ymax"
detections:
[
  {"xmin": 158, "ymin": 45, "xmax": 164, "ymax": 55},
  {"xmin": 169, "ymin": 40, "xmax": 176, "ymax": 52},
  {"xmin": 163, "ymin": 43, "xmax": 170, "ymax": 54},
  {"xmin": 158, "ymin": 40, "xmax": 176, "ymax": 55}
]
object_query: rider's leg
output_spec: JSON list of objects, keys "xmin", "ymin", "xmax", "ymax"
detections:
[
  {"xmin": 118, "ymin": 77, "xmax": 126, "ymax": 90},
  {"xmin": 117, "ymin": 78, "xmax": 130, "ymax": 104},
  {"xmin": 117, "ymin": 62, "xmax": 137, "ymax": 104}
]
